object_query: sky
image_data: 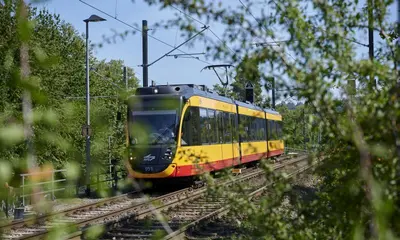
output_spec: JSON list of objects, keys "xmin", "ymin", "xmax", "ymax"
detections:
[{"xmin": 30, "ymin": 0, "xmax": 398, "ymax": 104}]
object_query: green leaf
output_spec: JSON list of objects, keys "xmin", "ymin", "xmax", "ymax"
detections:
[{"xmin": 0, "ymin": 124, "xmax": 24, "ymax": 146}]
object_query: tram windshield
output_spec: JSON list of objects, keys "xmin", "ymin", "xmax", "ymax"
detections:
[{"xmin": 129, "ymin": 110, "xmax": 177, "ymax": 145}]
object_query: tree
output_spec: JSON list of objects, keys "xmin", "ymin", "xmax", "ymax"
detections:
[
  {"xmin": 0, "ymin": 2, "xmax": 139, "ymax": 194},
  {"xmin": 140, "ymin": 0, "xmax": 400, "ymax": 238}
]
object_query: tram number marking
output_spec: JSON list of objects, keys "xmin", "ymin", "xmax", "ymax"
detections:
[{"xmin": 145, "ymin": 167, "xmax": 154, "ymax": 172}]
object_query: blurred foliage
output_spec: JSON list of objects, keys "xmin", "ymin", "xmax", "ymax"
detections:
[
  {"xmin": 0, "ymin": 0, "xmax": 138, "ymax": 213},
  {"xmin": 145, "ymin": 0, "xmax": 400, "ymax": 239},
  {"xmin": 0, "ymin": 0, "xmax": 399, "ymax": 239}
]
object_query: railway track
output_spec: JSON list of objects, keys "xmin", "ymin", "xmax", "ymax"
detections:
[
  {"xmin": 99, "ymin": 155, "xmax": 312, "ymax": 240},
  {"xmin": 185, "ymin": 160, "xmax": 321, "ymax": 240},
  {"xmin": 0, "ymin": 154, "xmax": 307, "ymax": 239}
]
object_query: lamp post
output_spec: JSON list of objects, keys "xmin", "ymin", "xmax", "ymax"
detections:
[{"xmin": 84, "ymin": 14, "xmax": 106, "ymax": 197}]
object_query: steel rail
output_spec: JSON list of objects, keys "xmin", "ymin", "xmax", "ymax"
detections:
[
  {"xmin": 0, "ymin": 190, "xmax": 141, "ymax": 230},
  {"xmin": 1, "ymin": 154, "xmax": 306, "ymax": 239},
  {"xmin": 163, "ymin": 156, "xmax": 320, "ymax": 240},
  {"xmin": 95, "ymin": 155, "xmax": 309, "ymax": 240}
]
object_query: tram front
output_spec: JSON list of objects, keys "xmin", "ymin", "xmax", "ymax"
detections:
[{"xmin": 126, "ymin": 87, "xmax": 182, "ymax": 179}]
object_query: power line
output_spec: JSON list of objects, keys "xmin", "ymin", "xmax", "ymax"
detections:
[
  {"xmin": 91, "ymin": 69, "xmax": 124, "ymax": 90},
  {"xmin": 169, "ymin": 5, "xmax": 238, "ymax": 58},
  {"xmin": 127, "ymin": 65, "xmax": 158, "ymax": 85},
  {"xmin": 269, "ymin": 0, "xmax": 370, "ymax": 48},
  {"xmin": 64, "ymin": 95, "xmax": 118, "ymax": 100},
  {"xmin": 238, "ymin": 0, "xmax": 297, "ymax": 62},
  {"xmin": 143, "ymin": 26, "xmax": 209, "ymax": 67},
  {"xmin": 79, "ymin": 0, "xmax": 212, "ymax": 65}
]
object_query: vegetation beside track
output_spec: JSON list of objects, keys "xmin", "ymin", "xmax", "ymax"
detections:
[{"xmin": 0, "ymin": 0, "xmax": 399, "ymax": 239}]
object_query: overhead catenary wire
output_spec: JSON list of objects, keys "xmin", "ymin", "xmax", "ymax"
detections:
[
  {"xmin": 174, "ymin": 11, "xmax": 181, "ymax": 47},
  {"xmin": 90, "ymin": 68, "xmax": 124, "ymax": 90},
  {"xmin": 94, "ymin": 65, "xmax": 161, "ymax": 88},
  {"xmin": 64, "ymin": 95, "xmax": 119, "ymax": 100},
  {"xmin": 144, "ymin": 26, "xmax": 210, "ymax": 67},
  {"xmin": 127, "ymin": 65, "xmax": 158, "ymax": 85},
  {"xmin": 268, "ymin": 0, "xmax": 370, "ymax": 48},
  {"xmin": 79, "ymin": 0, "xmax": 212, "ymax": 65},
  {"xmin": 169, "ymin": 5, "xmax": 238, "ymax": 58},
  {"xmin": 237, "ymin": 0, "xmax": 297, "ymax": 62}
]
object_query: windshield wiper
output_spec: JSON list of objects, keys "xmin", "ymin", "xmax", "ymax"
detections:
[{"xmin": 152, "ymin": 123, "xmax": 176, "ymax": 145}]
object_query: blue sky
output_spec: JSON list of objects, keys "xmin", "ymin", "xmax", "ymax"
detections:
[{"xmin": 31, "ymin": 0, "xmax": 398, "ymax": 103}]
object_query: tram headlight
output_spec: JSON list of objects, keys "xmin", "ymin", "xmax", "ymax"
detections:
[{"xmin": 162, "ymin": 148, "xmax": 173, "ymax": 161}]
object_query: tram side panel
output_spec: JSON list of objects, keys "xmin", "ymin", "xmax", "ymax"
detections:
[
  {"xmin": 237, "ymin": 106, "xmax": 268, "ymax": 163},
  {"xmin": 266, "ymin": 113, "xmax": 284, "ymax": 157},
  {"xmin": 175, "ymin": 96, "xmax": 239, "ymax": 176}
]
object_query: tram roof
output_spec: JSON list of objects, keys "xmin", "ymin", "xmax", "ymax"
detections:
[{"xmin": 133, "ymin": 84, "xmax": 281, "ymax": 115}]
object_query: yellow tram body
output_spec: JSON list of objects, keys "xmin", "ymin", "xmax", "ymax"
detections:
[{"xmin": 126, "ymin": 85, "xmax": 284, "ymax": 179}]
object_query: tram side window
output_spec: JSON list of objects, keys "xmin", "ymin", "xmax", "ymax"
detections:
[
  {"xmin": 272, "ymin": 121, "xmax": 278, "ymax": 139},
  {"xmin": 248, "ymin": 116, "xmax": 264, "ymax": 141},
  {"xmin": 248, "ymin": 117, "xmax": 256, "ymax": 141},
  {"xmin": 216, "ymin": 110, "xmax": 224, "ymax": 143},
  {"xmin": 257, "ymin": 118, "xmax": 266, "ymax": 141},
  {"xmin": 263, "ymin": 119, "xmax": 267, "ymax": 140},
  {"xmin": 239, "ymin": 115, "xmax": 249, "ymax": 142},
  {"xmin": 231, "ymin": 113, "xmax": 238, "ymax": 142},
  {"xmin": 276, "ymin": 121, "xmax": 282, "ymax": 138},
  {"xmin": 247, "ymin": 116, "xmax": 252, "ymax": 141},
  {"xmin": 268, "ymin": 120, "xmax": 277, "ymax": 140},
  {"xmin": 199, "ymin": 108, "xmax": 209, "ymax": 144},
  {"xmin": 257, "ymin": 118, "xmax": 264, "ymax": 141},
  {"xmin": 238, "ymin": 114, "xmax": 244, "ymax": 142},
  {"xmin": 223, "ymin": 112, "xmax": 232, "ymax": 143},
  {"xmin": 207, "ymin": 109, "xmax": 218, "ymax": 144},
  {"xmin": 253, "ymin": 118, "xmax": 258, "ymax": 141},
  {"xmin": 273, "ymin": 120, "xmax": 278, "ymax": 139},
  {"xmin": 181, "ymin": 107, "xmax": 201, "ymax": 146}
]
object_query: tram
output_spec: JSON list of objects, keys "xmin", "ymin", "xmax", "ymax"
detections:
[{"xmin": 125, "ymin": 84, "xmax": 284, "ymax": 182}]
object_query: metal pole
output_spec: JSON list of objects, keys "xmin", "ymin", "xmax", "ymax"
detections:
[
  {"xmin": 368, "ymin": 0, "xmax": 375, "ymax": 88},
  {"xmin": 397, "ymin": 0, "xmax": 400, "ymax": 78},
  {"xmin": 272, "ymin": 77, "xmax": 276, "ymax": 109},
  {"xmin": 123, "ymin": 66, "xmax": 127, "ymax": 90},
  {"xmin": 368, "ymin": 0, "xmax": 374, "ymax": 61},
  {"xmin": 142, "ymin": 20, "xmax": 148, "ymax": 87},
  {"xmin": 22, "ymin": 176, "xmax": 25, "ymax": 207},
  {"xmin": 318, "ymin": 124, "xmax": 321, "ymax": 144},
  {"xmin": 51, "ymin": 171, "xmax": 55, "ymax": 201},
  {"xmin": 303, "ymin": 107, "xmax": 306, "ymax": 150},
  {"xmin": 85, "ymin": 21, "xmax": 91, "ymax": 197},
  {"xmin": 108, "ymin": 136, "xmax": 112, "ymax": 186}
]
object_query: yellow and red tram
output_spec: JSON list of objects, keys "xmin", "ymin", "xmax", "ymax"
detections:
[{"xmin": 125, "ymin": 84, "xmax": 284, "ymax": 180}]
